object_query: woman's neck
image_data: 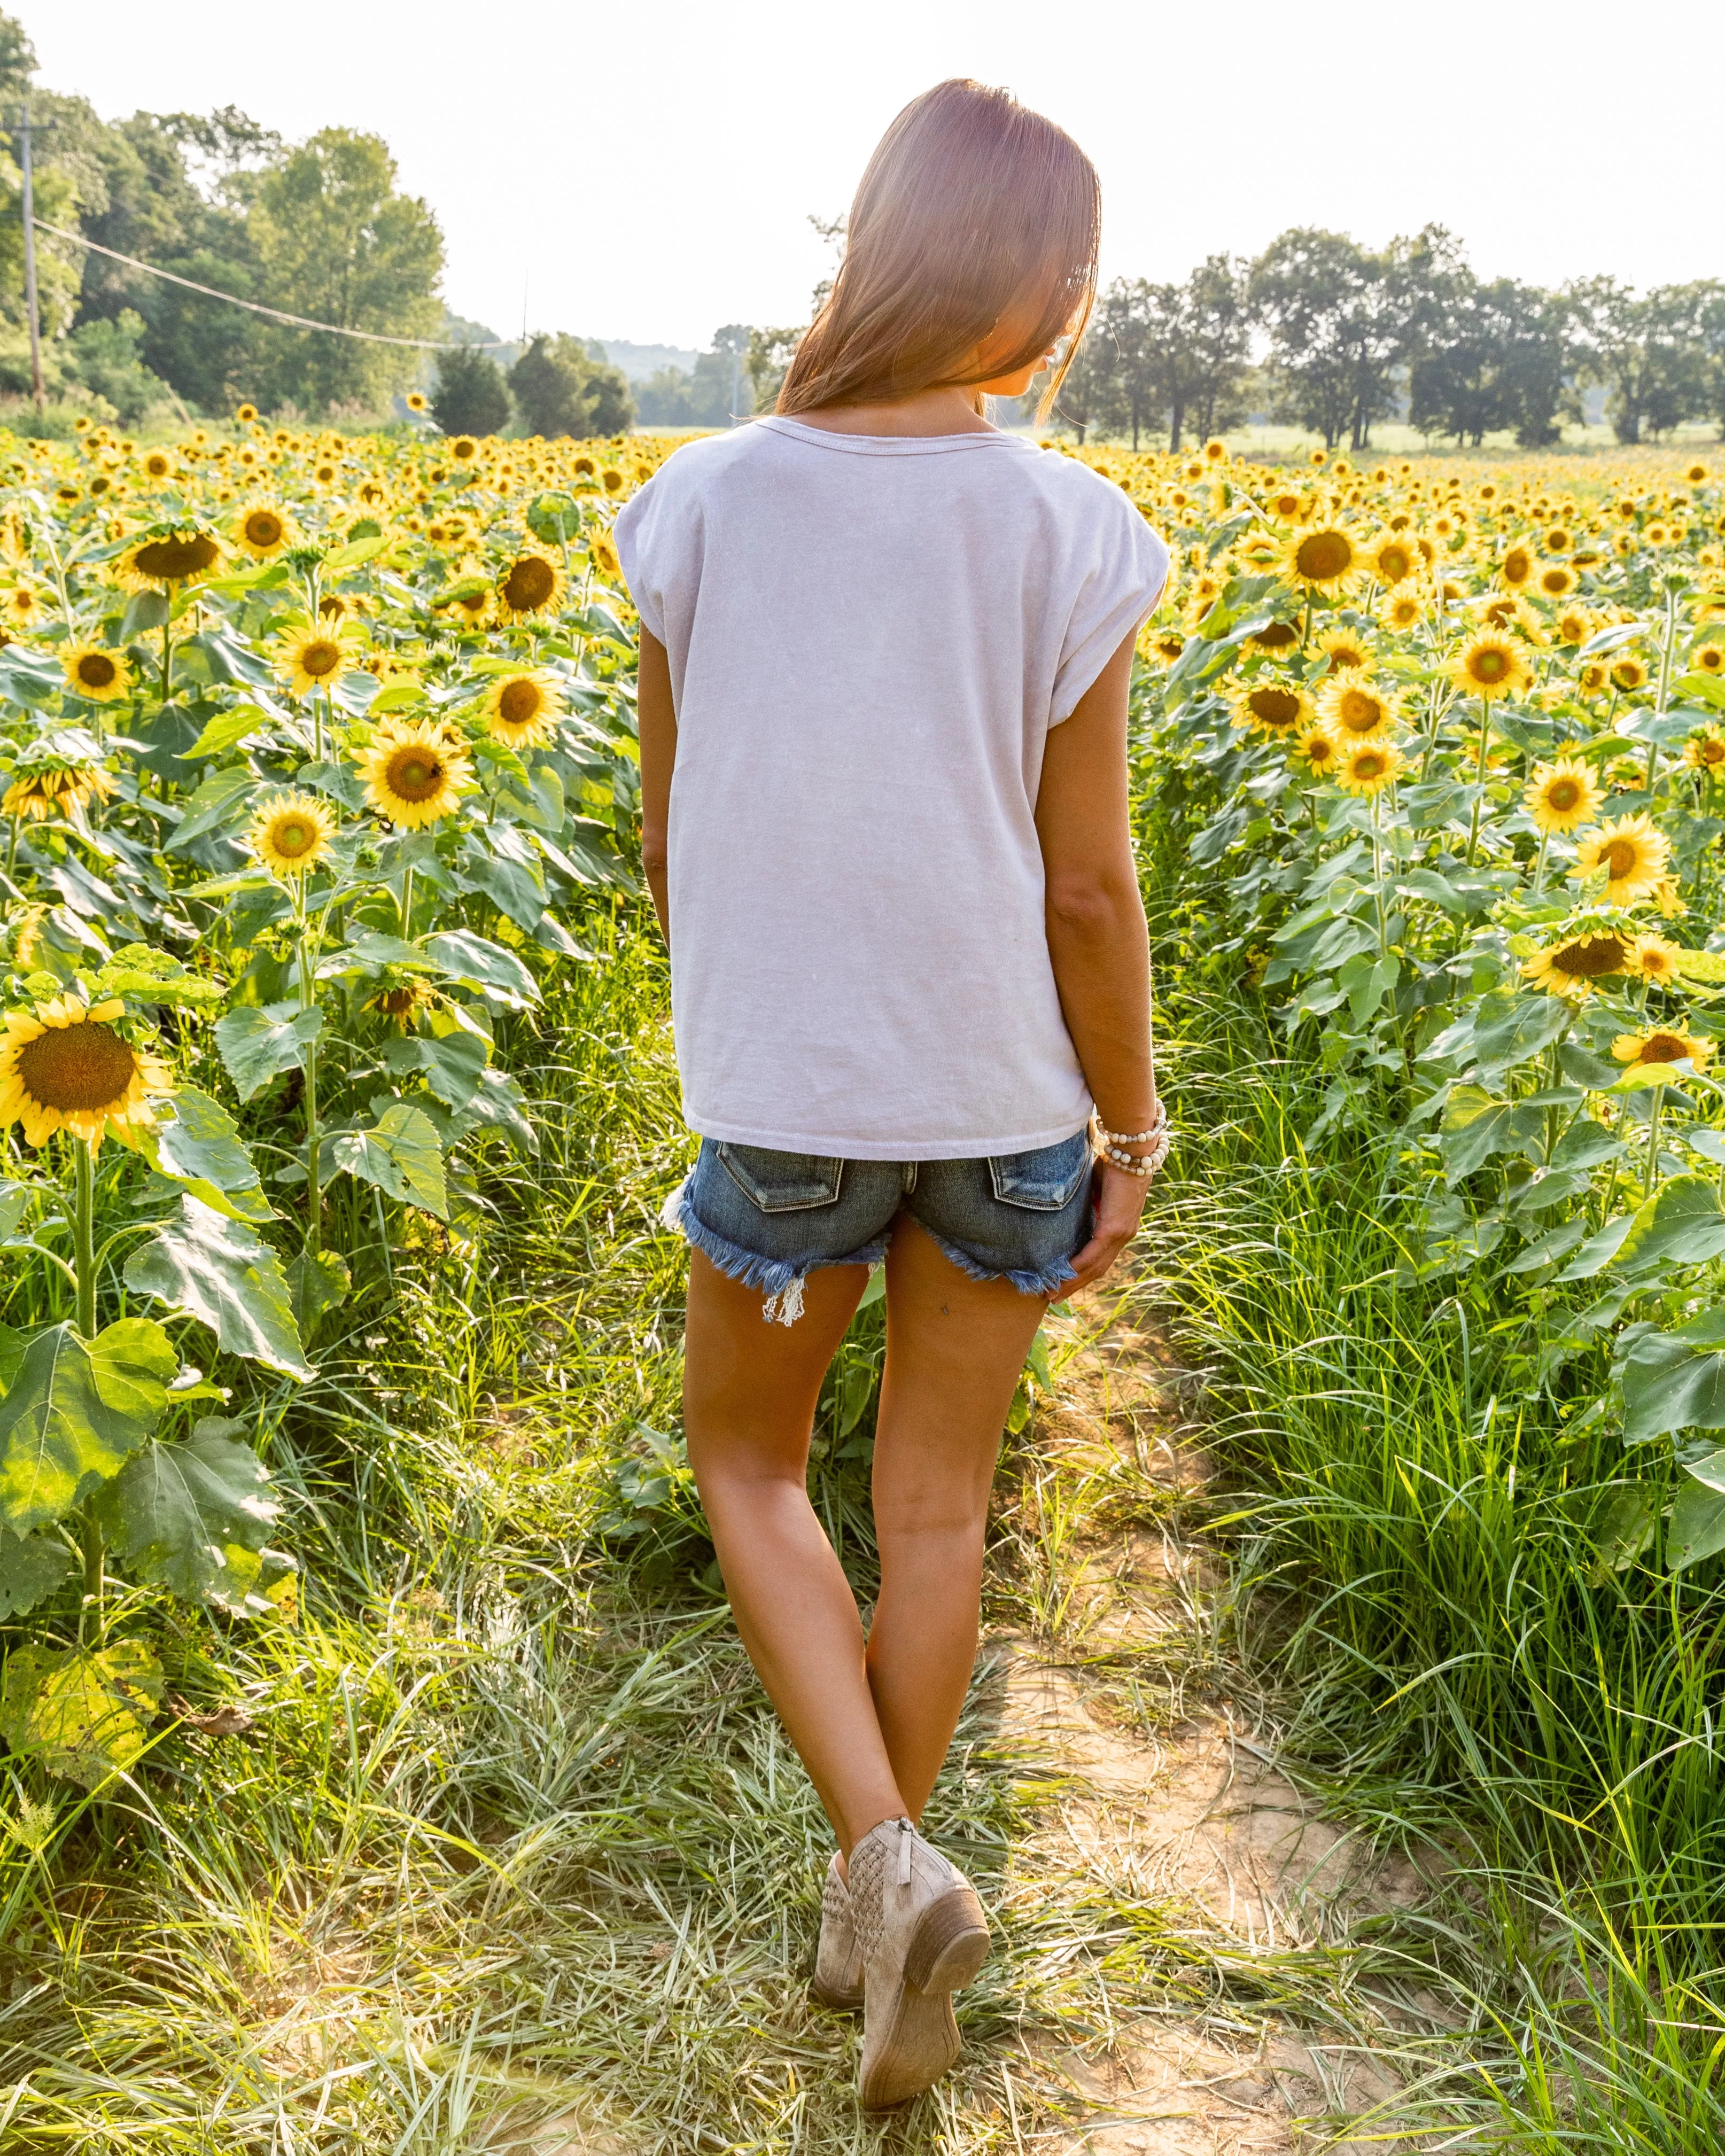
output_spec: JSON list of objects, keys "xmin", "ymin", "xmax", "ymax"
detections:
[{"xmin": 783, "ymin": 386, "xmax": 994, "ymax": 439}]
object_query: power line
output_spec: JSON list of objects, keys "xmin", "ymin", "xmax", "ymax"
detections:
[{"xmin": 33, "ymin": 217, "xmax": 515, "ymax": 352}]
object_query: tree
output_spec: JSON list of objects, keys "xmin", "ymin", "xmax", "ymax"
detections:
[
  {"xmin": 510, "ymin": 334, "xmax": 634, "ymax": 438},
  {"xmin": 1687, "ymin": 282, "xmax": 1725, "ymax": 440},
  {"xmin": 1050, "ymin": 329, "xmax": 1123, "ymax": 445},
  {"xmin": 1249, "ymin": 229, "xmax": 1408, "ymax": 450},
  {"xmin": 430, "ymin": 343, "xmax": 509, "ymax": 437},
  {"xmin": 247, "ymin": 128, "xmax": 443, "ymax": 412},
  {"xmin": 1175, "ymin": 255, "xmax": 1251, "ymax": 445},
  {"xmin": 64, "ymin": 309, "xmax": 171, "ymax": 423},
  {"xmin": 1567, "ymin": 278, "xmax": 1707, "ymax": 443},
  {"xmin": 744, "ymin": 326, "xmax": 802, "ymax": 413}
]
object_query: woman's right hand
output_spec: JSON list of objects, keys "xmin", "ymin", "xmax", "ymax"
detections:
[{"xmin": 1050, "ymin": 1160, "xmax": 1151, "ymax": 1302}]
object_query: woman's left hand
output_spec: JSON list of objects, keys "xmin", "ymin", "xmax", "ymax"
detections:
[{"xmin": 1049, "ymin": 1160, "xmax": 1151, "ymax": 1302}]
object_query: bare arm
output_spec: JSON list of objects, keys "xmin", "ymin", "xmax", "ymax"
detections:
[
  {"xmin": 1036, "ymin": 626, "xmax": 1160, "ymax": 1299},
  {"xmin": 638, "ymin": 627, "xmax": 675, "ymax": 947}
]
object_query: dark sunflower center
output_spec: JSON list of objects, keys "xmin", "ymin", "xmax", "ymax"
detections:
[
  {"xmin": 1296, "ymin": 533, "xmax": 1351, "ymax": 581},
  {"xmin": 134, "ymin": 534, "xmax": 219, "ymax": 582},
  {"xmin": 1255, "ymin": 622, "xmax": 1299, "ymax": 650},
  {"xmin": 1602, "ymin": 839, "xmax": 1638, "ymax": 877},
  {"xmin": 301, "ymin": 641, "xmax": 342, "ymax": 678},
  {"xmin": 1555, "ymin": 936, "xmax": 1627, "ymax": 978},
  {"xmin": 76, "ymin": 655, "xmax": 117, "ymax": 689},
  {"xmin": 1354, "ymin": 751, "xmax": 1387, "ymax": 778},
  {"xmin": 498, "ymin": 679, "xmax": 543, "ymax": 726},
  {"xmin": 1637, "ymin": 1033, "xmax": 1688, "ymax": 1064},
  {"xmin": 273, "ymin": 817, "xmax": 314, "ymax": 855},
  {"xmin": 1547, "ymin": 779, "xmax": 1581, "ymax": 811},
  {"xmin": 1338, "ymin": 690, "xmax": 1382, "ymax": 733},
  {"xmin": 246, "ymin": 512, "xmax": 283, "ymax": 546},
  {"xmin": 1703, "ymin": 652, "xmax": 1723, "ymax": 672},
  {"xmin": 1472, "ymin": 648, "xmax": 1510, "ymax": 682},
  {"xmin": 1380, "ymin": 547, "xmax": 1411, "ymax": 581},
  {"xmin": 17, "ymin": 1022, "xmax": 138, "ymax": 1113},
  {"xmin": 386, "ymin": 749, "xmax": 445, "ymax": 802},
  {"xmin": 503, "ymin": 558, "xmax": 557, "ymax": 611},
  {"xmin": 1249, "ymin": 688, "xmax": 1301, "ymax": 728},
  {"xmin": 1505, "ymin": 552, "xmax": 1529, "ymax": 579}
]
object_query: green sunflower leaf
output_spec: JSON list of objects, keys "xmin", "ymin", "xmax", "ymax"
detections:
[
  {"xmin": 91, "ymin": 1418, "xmax": 281, "ymax": 1607},
  {"xmin": 328, "ymin": 1101, "xmax": 448, "ymax": 1221},
  {"xmin": 124, "ymin": 1198, "xmax": 313, "ymax": 1382},
  {"xmin": 0, "ymin": 1319, "xmax": 177, "ymax": 1535},
  {"xmin": 0, "ymin": 1641, "xmax": 164, "ymax": 1790}
]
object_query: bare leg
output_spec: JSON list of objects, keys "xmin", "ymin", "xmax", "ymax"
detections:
[
  {"xmin": 681, "ymin": 1249, "xmax": 904, "ymax": 1855},
  {"xmin": 868, "ymin": 1218, "xmax": 1048, "ymax": 1820}
]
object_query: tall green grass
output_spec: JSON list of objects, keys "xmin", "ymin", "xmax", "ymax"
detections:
[{"xmin": 1140, "ymin": 824, "xmax": 1725, "ymax": 2150}]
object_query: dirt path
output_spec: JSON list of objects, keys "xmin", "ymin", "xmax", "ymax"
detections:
[{"xmin": 981, "ymin": 1289, "xmax": 1438, "ymax": 2154}]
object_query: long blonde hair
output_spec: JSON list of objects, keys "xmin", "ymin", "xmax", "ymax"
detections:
[{"xmin": 776, "ymin": 80, "xmax": 1100, "ymax": 422}]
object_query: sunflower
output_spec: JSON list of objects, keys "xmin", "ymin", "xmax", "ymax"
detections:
[
  {"xmin": 484, "ymin": 668, "xmax": 564, "ymax": 748},
  {"xmin": 491, "ymin": 551, "xmax": 565, "ymax": 621},
  {"xmin": 1451, "ymin": 630, "xmax": 1533, "ymax": 702},
  {"xmin": 1292, "ymin": 726, "xmax": 1339, "ymax": 775},
  {"xmin": 360, "ymin": 720, "xmax": 472, "ymax": 830},
  {"xmin": 1278, "ymin": 522, "xmax": 1364, "ymax": 594},
  {"xmin": 447, "ymin": 435, "xmax": 480, "ymax": 464},
  {"xmin": 1553, "ymin": 605, "xmax": 1594, "ymax": 647},
  {"xmin": 1316, "ymin": 626, "xmax": 1371, "ymax": 671},
  {"xmin": 1318, "ymin": 676, "xmax": 1401, "ymax": 743},
  {"xmin": 1499, "ymin": 543, "xmax": 1535, "ymax": 588},
  {"xmin": 1570, "ymin": 813, "xmax": 1670, "ymax": 905},
  {"xmin": 60, "ymin": 645, "xmax": 132, "ymax": 704},
  {"xmin": 1684, "ymin": 727, "xmax": 1725, "ymax": 774},
  {"xmin": 1522, "ymin": 932, "xmax": 1631, "ymax": 996},
  {"xmin": 1653, "ymin": 876, "xmax": 1689, "ymax": 920},
  {"xmin": 248, "ymin": 791, "xmax": 336, "ymax": 877},
  {"xmin": 1611, "ymin": 655, "xmax": 1650, "ymax": 694},
  {"xmin": 1692, "ymin": 643, "xmax": 1725, "ymax": 677},
  {"xmin": 1366, "ymin": 534, "xmax": 1419, "ymax": 586},
  {"xmin": 1230, "ymin": 682, "xmax": 1312, "ymax": 740},
  {"xmin": 1379, "ymin": 591, "xmax": 1424, "ymax": 633},
  {"xmin": 1612, "ymin": 1026, "xmax": 1714, "ymax": 1073},
  {"xmin": 2, "ymin": 585, "xmax": 41, "ymax": 627},
  {"xmin": 441, "ymin": 581, "xmax": 494, "ymax": 629},
  {"xmin": 1686, "ymin": 462, "xmax": 1711, "ymax": 485},
  {"xmin": 3, "ymin": 757, "xmax": 116, "ymax": 823},
  {"xmin": 0, "ymin": 996, "xmax": 172, "ymax": 1155},
  {"xmin": 114, "ymin": 524, "xmax": 224, "ymax": 591},
  {"xmin": 234, "ymin": 498, "xmax": 296, "ymax": 561},
  {"xmin": 1629, "ymin": 933, "xmax": 1684, "ymax": 987},
  {"xmin": 1543, "ymin": 525, "xmax": 1574, "ymax": 554},
  {"xmin": 406, "ymin": 392, "xmax": 428, "ymax": 414},
  {"xmin": 1578, "ymin": 661, "xmax": 1611, "ymax": 697},
  {"xmin": 138, "ymin": 449, "xmax": 175, "ymax": 482},
  {"xmin": 1247, "ymin": 619, "xmax": 1302, "ymax": 655},
  {"xmin": 1535, "ymin": 563, "xmax": 1578, "ymax": 600},
  {"xmin": 1336, "ymin": 740, "xmax": 1403, "ymax": 796},
  {"xmin": 276, "ymin": 622, "xmax": 357, "ymax": 698},
  {"xmin": 1522, "ymin": 758, "xmax": 1602, "ymax": 835},
  {"xmin": 370, "ymin": 976, "xmax": 436, "ymax": 1029},
  {"xmin": 235, "ymin": 403, "xmax": 258, "ymax": 423}
]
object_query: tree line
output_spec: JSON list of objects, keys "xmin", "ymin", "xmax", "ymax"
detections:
[
  {"xmin": 0, "ymin": 13, "xmax": 635, "ymax": 435},
  {"xmin": 1058, "ymin": 228, "xmax": 1725, "ymax": 452}
]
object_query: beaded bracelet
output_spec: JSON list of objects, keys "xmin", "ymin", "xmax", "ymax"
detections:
[{"xmin": 1093, "ymin": 1103, "xmax": 1171, "ymax": 1178}]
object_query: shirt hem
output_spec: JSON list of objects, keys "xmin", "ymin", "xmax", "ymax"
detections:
[{"xmin": 685, "ymin": 1108, "xmax": 1094, "ymax": 1163}]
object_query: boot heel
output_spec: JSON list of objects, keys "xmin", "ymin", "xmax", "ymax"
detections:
[{"xmin": 903, "ymin": 1887, "xmax": 989, "ymax": 1994}]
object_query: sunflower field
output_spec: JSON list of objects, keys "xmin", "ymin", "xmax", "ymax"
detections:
[
  {"xmin": 0, "ymin": 412, "xmax": 1722, "ymax": 2146},
  {"xmin": 0, "ymin": 416, "xmax": 661, "ymax": 1789}
]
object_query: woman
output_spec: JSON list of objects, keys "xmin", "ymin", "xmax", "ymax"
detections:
[{"xmin": 617, "ymin": 77, "xmax": 1169, "ymax": 2112}]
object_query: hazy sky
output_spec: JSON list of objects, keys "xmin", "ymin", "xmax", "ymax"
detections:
[{"xmin": 29, "ymin": 0, "xmax": 1725, "ymax": 356}]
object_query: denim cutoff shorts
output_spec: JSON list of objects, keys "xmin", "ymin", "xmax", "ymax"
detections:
[{"xmin": 663, "ymin": 1130, "xmax": 1095, "ymax": 1324}]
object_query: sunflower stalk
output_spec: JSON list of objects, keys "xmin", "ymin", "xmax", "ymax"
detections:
[
  {"xmin": 1644, "ymin": 1086, "xmax": 1664, "ymax": 1201},
  {"xmin": 72, "ymin": 1137, "xmax": 104, "ymax": 1637},
  {"xmin": 1464, "ymin": 702, "xmax": 1492, "ymax": 868}
]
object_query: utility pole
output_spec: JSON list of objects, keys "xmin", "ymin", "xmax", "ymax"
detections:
[{"xmin": 7, "ymin": 100, "xmax": 53, "ymax": 414}]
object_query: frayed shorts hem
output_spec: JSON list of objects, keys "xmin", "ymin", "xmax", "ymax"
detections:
[{"xmin": 663, "ymin": 1181, "xmax": 889, "ymax": 1323}]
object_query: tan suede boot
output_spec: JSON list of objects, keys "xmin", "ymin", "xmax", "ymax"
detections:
[
  {"xmin": 810, "ymin": 1851, "xmax": 865, "ymax": 2010},
  {"xmin": 848, "ymin": 1816, "xmax": 990, "ymax": 2112}
]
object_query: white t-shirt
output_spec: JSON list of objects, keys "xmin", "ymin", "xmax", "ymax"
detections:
[{"xmin": 615, "ymin": 416, "xmax": 1169, "ymax": 1160}]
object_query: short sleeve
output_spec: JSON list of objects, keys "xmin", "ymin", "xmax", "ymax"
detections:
[
  {"xmin": 613, "ymin": 464, "xmax": 697, "ymax": 647},
  {"xmin": 1049, "ymin": 495, "xmax": 1170, "ymax": 723}
]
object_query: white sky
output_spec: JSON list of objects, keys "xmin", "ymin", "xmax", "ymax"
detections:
[{"xmin": 29, "ymin": 0, "xmax": 1725, "ymax": 356}]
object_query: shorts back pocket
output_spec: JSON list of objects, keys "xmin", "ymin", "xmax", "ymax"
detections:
[
  {"xmin": 717, "ymin": 1143, "xmax": 845, "ymax": 1213},
  {"xmin": 986, "ymin": 1132, "xmax": 1092, "ymax": 1211}
]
